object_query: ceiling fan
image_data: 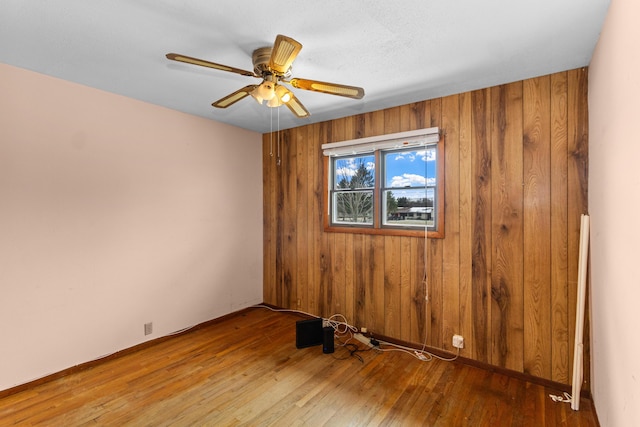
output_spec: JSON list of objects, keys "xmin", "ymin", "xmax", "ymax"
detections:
[{"xmin": 166, "ymin": 34, "xmax": 365, "ymax": 118}]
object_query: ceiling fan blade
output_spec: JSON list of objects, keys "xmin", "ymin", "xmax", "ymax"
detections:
[
  {"xmin": 288, "ymin": 78, "xmax": 365, "ymax": 99},
  {"xmin": 284, "ymin": 93, "xmax": 310, "ymax": 118},
  {"xmin": 212, "ymin": 85, "xmax": 257, "ymax": 108},
  {"xmin": 166, "ymin": 53, "xmax": 256, "ymax": 77},
  {"xmin": 268, "ymin": 35, "xmax": 302, "ymax": 75}
]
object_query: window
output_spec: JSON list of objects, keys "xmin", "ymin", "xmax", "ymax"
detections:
[
  {"xmin": 323, "ymin": 127, "xmax": 444, "ymax": 238},
  {"xmin": 332, "ymin": 154, "xmax": 375, "ymax": 225}
]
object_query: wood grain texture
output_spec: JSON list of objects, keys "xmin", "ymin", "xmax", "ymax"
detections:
[
  {"xmin": 399, "ymin": 235, "xmax": 413, "ymax": 342},
  {"xmin": 567, "ymin": 68, "xmax": 590, "ymax": 390},
  {"xmin": 490, "ymin": 81, "xmax": 524, "ymax": 372},
  {"xmin": 550, "ymin": 72, "xmax": 570, "ymax": 384},
  {"xmin": 471, "ymin": 88, "xmax": 492, "ymax": 364},
  {"xmin": 459, "ymin": 91, "xmax": 474, "ymax": 359},
  {"xmin": 282, "ymin": 129, "xmax": 295, "ymax": 308},
  {"xmin": 384, "ymin": 235, "xmax": 402, "ymax": 338},
  {"xmin": 523, "ymin": 75, "xmax": 552, "ymax": 379},
  {"xmin": 0, "ymin": 308, "xmax": 599, "ymax": 426},
  {"xmin": 295, "ymin": 126, "xmax": 309, "ymax": 312},
  {"xmin": 263, "ymin": 68, "xmax": 589, "ymax": 386},
  {"xmin": 410, "ymin": 236, "xmax": 428, "ymax": 344},
  {"xmin": 442, "ymin": 94, "xmax": 461, "ymax": 352}
]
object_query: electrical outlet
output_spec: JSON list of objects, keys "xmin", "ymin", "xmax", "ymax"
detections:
[
  {"xmin": 144, "ymin": 322, "xmax": 153, "ymax": 336},
  {"xmin": 452, "ymin": 334, "xmax": 464, "ymax": 349}
]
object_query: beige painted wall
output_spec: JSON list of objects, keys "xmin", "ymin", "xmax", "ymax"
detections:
[
  {"xmin": 0, "ymin": 63, "xmax": 263, "ymax": 390},
  {"xmin": 589, "ymin": 0, "xmax": 640, "ymax": 425}
]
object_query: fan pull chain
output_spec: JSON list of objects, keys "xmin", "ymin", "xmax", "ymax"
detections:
[
  {"xmin": 277, "ymin": 107, "xmax": 281, "ymax": 166},
  {"xmin": 269, "ymin": 108, "xmax": 274, "ymax": 157}
]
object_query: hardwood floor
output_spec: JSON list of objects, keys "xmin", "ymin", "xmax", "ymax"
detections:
[{"xmin": 0, "ymin": 307, "xmax": 598, "ymax": 426}]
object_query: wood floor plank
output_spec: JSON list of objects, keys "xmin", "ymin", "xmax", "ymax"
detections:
[{"xmin": 0, "ymin": 307, "xmax": 598, "ymax": 426}]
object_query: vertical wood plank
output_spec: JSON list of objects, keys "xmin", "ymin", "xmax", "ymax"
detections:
[
  {"xmin": 567, "ymin": 67, "xmax": 590, "ymax": 390},
  {"xmin": 471, "ymin": 88, "xmax": 492, "ymax": 363},
  {"xmin": 282, "ymin": 129, "xmax": 297, "ymax": 308},
  {"xmin": 490, "ymin": 81, "xmax": 524, "ymax": 372},
  {"xmin": 428, "ymin": 99, "xmax": 444, "ymax": 347},
  {"xmin": 262, "ymin": 134, "xmax": 275, "ymax": 304},
  {"xmin": 384, "ymin": 235, "xmax": 402, "ymax": 338},
  {"xmin": 411, "ymin": 236, "xmax": 427, "ymax": 344},
  {"xmin": 430, "ymin": 98, "xmax": 442, "ymax": 128},
  {"xmin": 523, "ymin": 75, "xmax": 552, "ymax": 379},
  {"xmin": 308, "ymin": 123, "xmax": 321, "ymax": 314},
  {"xmin": 550, "ymin": 71, "xmax": 570, "ymax": 384},
  {"xmin": 275, "ymin": 131, "xmax": 286, "ymax": 307},
  {"xmin": 411, "ymin": 101, "xmax": 430, "ymax": 344},
  {"xmin": 317, "ymin": 122, "xmax": 331, "ymax": 316},
  {"xmin": 331, "ymin": 232, "xmax": 346, "ymax": 315},
  {"xmin": 399, "ymin": 236, "xmax": 413, "ymax": 342},
  {"xmin": 296, "ymin": 126, "xmax": 309, "ymax": 312},
  {"xmin": 353, "ymin": 233, "xmax": 366, "ymax": 329},
  {"xmin": 343, "ymin": 232, "xmax": 355, "ymax": 322},
  {"xmin": 384, "ymin": 106, "xmax": 401, "ymax": 134},
  {"xmin": 442, "ymin": 94, "xmax": 461, "ymax": 351},
  {"xmin": 458, "ymin": 91, "xmax": 473, "ymax": 358},
  {"xmin": 428, "ymin": 238, "xmax": 444, "ymax": 347},
  {"xmin": 365, "ymin": 110, "xmax": 385, "ymax": 138},
  {"xmin": 372, "ymin": 235, "xmax": 386, "ymax": 333},
  {"xmin": 364, "ymin": 235, "xmax": 384, "ymax": 332},
  {"xmin": 399, "ymin": 101, "xmax": 423, "ymax": 132}
]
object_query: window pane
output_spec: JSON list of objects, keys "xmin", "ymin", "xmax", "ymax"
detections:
[
  {"xmin": 383, "ymin": 147, "xmax": 436, "ymax": 188},
  {"xmin": 333, "ymin": 190, "xmax": 373, "ymax": 225},
  {"xmin": 333, "ymin": 155, "xmax": 375, "ymax": 189},
  {"xmin": 383, "ymin": 188, "xmax": 435, "ymax": 228}
]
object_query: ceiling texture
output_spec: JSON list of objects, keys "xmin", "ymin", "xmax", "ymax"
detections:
[{"xmin": 1, "ymin": 1, "xmax": 609, "ymax": 134}]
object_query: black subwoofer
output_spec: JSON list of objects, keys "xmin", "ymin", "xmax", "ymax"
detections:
[{"xmin": 322, "ymin": 326, "xmax": 334, "ymax": 354}]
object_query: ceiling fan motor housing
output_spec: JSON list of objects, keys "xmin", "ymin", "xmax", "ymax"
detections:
[
  {"xmin": 253, "ymin": 47, "xmax": 291, "ymax": 77},
  {"xmin": 253, "ymin": 47, "xmax": 273, "ymax": 74}
]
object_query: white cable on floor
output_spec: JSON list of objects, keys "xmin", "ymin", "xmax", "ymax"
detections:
[{"xmin": 549, "ymin": 392, "xmax": 572, "ymax": 403}]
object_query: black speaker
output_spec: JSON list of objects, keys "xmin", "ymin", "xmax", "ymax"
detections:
[
  {"xmin": 322, "ymin": 326, "xmax": 335, "ymax": 354},
  {"xmin": 296, "ymin": 318, "xmax": 323, "ymax": 349}
]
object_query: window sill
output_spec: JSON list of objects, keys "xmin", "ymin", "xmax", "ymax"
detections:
[{"xmin": 324, "ymin": 225, "xmax": 444, "ymax": 239}]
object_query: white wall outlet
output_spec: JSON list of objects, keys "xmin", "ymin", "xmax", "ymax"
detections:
[{"xmin": 452, "ymin": 334, "xmax": 464, "ymax": 349}]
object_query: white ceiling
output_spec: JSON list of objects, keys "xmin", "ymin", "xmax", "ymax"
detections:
[{"xmin": 0, "ymin": 1, "xmax": 609, "ymax": 134}]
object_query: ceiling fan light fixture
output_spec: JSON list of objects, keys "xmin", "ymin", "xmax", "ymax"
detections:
[
  {"xmin": 267, "ymin": 96, "xmax": 282, "ymax": 108},
  {"xmin": 275, "ymin": 85, "xmax": 292, "ymax": 103},
  {"xmin": 257, "ymin": 81, "xmax": 276, "ymax": 100},
  {"xmin": 251, "ymin": 74, "xmax": 277, "ymax": 104},
  {"xmin": 264, "ymin": 84, "xmax": 294, "ymax": 108},
  {"xmin": 251, "ymin": 93, "xmax": 264, "ymax": 104},
  {"xmin": 276, "ymin": 85, "xmax": 293, "ymax": 104}
]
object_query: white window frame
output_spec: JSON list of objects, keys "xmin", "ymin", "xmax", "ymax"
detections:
[{"xmin": 322, "ymin": 127, "xmax": 444, "ymax": 238}]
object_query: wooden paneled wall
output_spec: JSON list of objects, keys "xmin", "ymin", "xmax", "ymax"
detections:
[{"xmin": 262, "ymin": 68, "xmax": 588, "ymax": 386}]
